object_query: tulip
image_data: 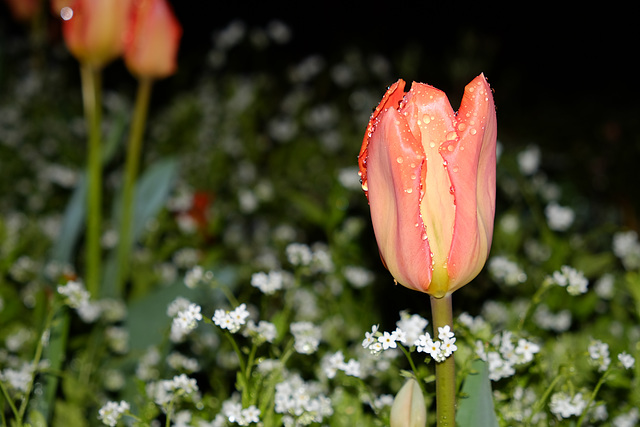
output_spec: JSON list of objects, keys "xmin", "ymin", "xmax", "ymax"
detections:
[
  {"xmin": 390, "ymin": 378, "xmax": 427, "ymax": 427},
  {"xmin": 124, "ymin": 0, "xmax": 182, "ymax": 79},
  {"xmin": 4, "ymin": 0, "xmax": 41, "ymax": 23},
  {"xmin": 61, "ymin": 0, "xmax": 131, "ymax": 68},
  {"xmin": 358, "ymin": 74, "xmax": 497, "ymax": 298}
]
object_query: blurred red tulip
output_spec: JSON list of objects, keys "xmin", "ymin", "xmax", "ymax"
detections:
[
  {"xmin": 124, "ymin": 0, "xmax": 182, "ymax": 79},
  {"xmin": 4, "ymin": 0, "xmax": 41, "ymax": 23},
  {"xmin": 61, "ymin": 0, "xmax": 131, "ymax": 68},
  {"xmin": 358, "ymin": 74, "xmax": 497, "ymax": 298}
]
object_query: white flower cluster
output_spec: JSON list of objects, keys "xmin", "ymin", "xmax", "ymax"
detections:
[
  {"xmin": 212, "ymin": 303, "xmax": 250, "ymax": 333},
  {"xmin": 169, "ymin": 300, "xmax": 203, "ymax": 342},
  {"xmin": 545, "ymin": 202, "xmax": 575, "ymax": 231},
  {"xmin": 98, "ymin": 400, "xmax": 130, "ymax": 427},
  {"xmin": 323, "ymin": 351, "xmax": 361, "ymax": 378},
  {"xmin": 588, "ymin": 340, "xmax": 611, "ymax": 372},
  {"xmin": 549, "ymin": 391, "xmax": 587, "ymax": 420},
  {"xmin": 56, "ymin": 280, "xmax": 127, "ymax": 323},
  {"xmin": 488, "ymin": 256, "xmax": 527, "ymax": 286},
  {"xmin": 342, "ymin": 265, "xmax": 375, "ymax": 288},
  {"xmin": 218, "ymin": 400, "xmax": 261, "ymax": 425},
  {"xmin": 0, "ymin": 362, "xmax": 35, "ymax": 393},
  {"xmin": 361, "ymin": 320, "xmax": 457, "ymax": 363},
  {"xmin": 184, "ymin": 265, "xmax": 214, "ymax": 289},
  {"xmin": 613, "ymin": 408, "xmax": 640, "ymax": 427},
  {"xmin": 517, "ymin": 144, "xmax": 541, "ymax": 176},
  {"xmin": 588, "ymin": 340, "xmax": 636, "ymax": 372},
  {"xmin": 533, "ymin": 304, "xmax": 572, "ymax": 332},
  {"xmin": 250, "ymin": 270, "xmax": 286, "ymax": 295},
  {"xmin": 613, "ymin": 230, "xmax": 640, "ymax": 270},
  {"xmin": 476, "ymin": 331, "xmax": 540, "ymax": 381},
  {"xmin": 618, "ymin": 351, "xmax": 636, "ymax": 370},
  {"xmin": 415, "ymin": 326, "xmax": 457, "ymax": 362},
  {"xmin": 146, "ymin": 374, "xmax": 199, "ymax": 408},
  {"xmin": 167, "ymin": 351, "xmax": 200, "ymax": 373},
  {"xmin": 243, "ymin": 319, "xmax": 278, "ymax": 343},
  {"xmin": 274, "ymin": 374, "xmax": 333, "ymax": 425},
  {"xmin": 290, "ymin": 321, "xmax": 322, "ymax": 354},
  {"xmin": 549, "ymin": 265, "xmax": 588, "ymax": 295},
  {"xmin": 396, "ymin": 311, "xmax": 429, "ymax": 345}
]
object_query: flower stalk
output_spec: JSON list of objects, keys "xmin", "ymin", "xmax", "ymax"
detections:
[
  {"xmin": 115, "ymin": 77, "xmax": 153, "ymax": 297},
  {"xmin": 80, "ymin": 63, "xmax": 103, "ymax": 298},
  {"xmin": 430, "ymin": 294, "xmax": 455, "ymax": 427}
]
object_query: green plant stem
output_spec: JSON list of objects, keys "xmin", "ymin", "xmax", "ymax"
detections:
[
  {"xmin": 115, "ymin": 77, "xmax": 153, "ymax": 298},
  {"xmin": 430, "ymin": 294, "xmax": 455, "ymax": 427},
  {"xmin": 518, "ymin": 278, "xmax": 552, "ymax": 331},
  {"xmin": 576, "ymin": 368, "xmax": 610, "ymax": 427},
  {"xmin": 399, "ymin": 344, "xmax": 428, "ymax": 398},
  {"xmin": 80, "ymin": 63, "xmax": 103, "ymax": 298},
  {"xmin": 15, "ymin": 299, "xmax": 57, "ymax": 425}
]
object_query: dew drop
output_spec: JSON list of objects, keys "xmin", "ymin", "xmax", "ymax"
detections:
[
  {"xmin": 421, "ymin": 232, "xmax": 428, "ymax": 241},
  {"xmin": 405, "ymin": 188, "xmax": 413, "ymax": 194},
  {"xmin": 452, "ymin": 166, "xmax": 459, "ymax": 172},
  {"xmin": 446, "ymin": 131, "xmax": 457, "ymax": 141},
  {"xmin": 429, "ymin": 142, "xmax": 436, "ymax": 148},
  {"xmin": 470, "ymin": 128, "xmax": 477, "ymax": 135},
  {"xmin": 447, "ymin": 144, "xmax": 454, "ymax": 152},
  {"xmin": 396, "ymin": 156, "xmax": 404, "ymax": 164},
  {"xmin": 457, "ymin": 123, "xmax": 467, "ymax": 131},
  {"xmin": 422, "ymin": 115, "xmax": 431, "ymax": 124},
  {"xmin": 61, "ymin": 6, "xmax": 73, "ymax": 20},
  {"xmin": 361, "ymin": 182, "xmax": 368, "ymax": 191}
]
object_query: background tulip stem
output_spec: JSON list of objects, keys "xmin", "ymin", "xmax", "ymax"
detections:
[
  {"xmin": 115, "ymin": 77, "xmax": 153, "ymax": 298},
  {"xmin": 80, "ymin": 63, "xmax": 103, "ymax": 298},
  {"xmin": 430, "ymin": 294, "xmax": 456, "ymax": 427}
]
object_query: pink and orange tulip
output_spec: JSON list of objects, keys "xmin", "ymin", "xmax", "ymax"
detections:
[
  {"xmin": 61, "ymin": 0, "xmax": 131, "ymax": 68},
  {"xmin": 358, "ymin": 74, "xmax": 497, "ymax": 298},
  {"xmin": 124, "ymin": 0, "xmax": 182, "ymax": 79}
]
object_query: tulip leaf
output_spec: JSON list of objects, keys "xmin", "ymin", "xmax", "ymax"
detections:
[
  {"xmin": 457, "ymin": 359, "xmax": 499, "ymax": 427},
  {"xmin": 50, "ymin": 174, "xmax": 86, "ymax": 264}
]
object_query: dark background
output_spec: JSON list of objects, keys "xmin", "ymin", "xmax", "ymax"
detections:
[{"xmin": 2, "ymin": 1, "xmax": 638, "ymax": 224}]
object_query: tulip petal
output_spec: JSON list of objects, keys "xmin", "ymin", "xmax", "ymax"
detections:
[
  {"xmin": 402, "ymin": 83, "xmax": 458, "ymax": 296},
  {"xmin": 365, "ymin": 102, "xmax": 433, "ymax": 292},
  {"xmin": 440, "ymin": 74, "xmax": 497, "ymax": 292}
]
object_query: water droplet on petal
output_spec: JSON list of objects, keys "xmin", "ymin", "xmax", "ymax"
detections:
[
  {"xmin": 396, "ymin": 156, "xmax": 404, "ymax": 164},
  {"xmin": 470, "ymin": 128, "xmax": 477, "ymax": 135},
  {"xmin": 446, "ymin": 131, "xmax": 457, "ymax": 141},
  {"xmin": 61, "ymin": 6, "xmax": 73, "ymax": 20}
]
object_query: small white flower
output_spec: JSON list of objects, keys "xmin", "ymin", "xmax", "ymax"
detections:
[
  {"xmin": 618, "ymin": 352, "xmax": 635, "ymax": 370},
  {"xmin": 98, "ymin": 400, "xmax": 130, "ymax": 426},
  {"xmin": 362, "ymin": 325, "xmax": 379, "ymax": 349},
  {"xmin": 550, "ymin": 265, "xmax": 588, "ymax": 295},
  {"xmin": 251, "ymin": 270, "xmax": 285, "ymax": 295},
  {"xmin": 549, "ymin": 392, "xmax": 586, "ymax": 419},
  {"xmin": 545, "ymin": 202, "xmax": 575, "ymax": 231},
  {"xmin": 391, "ymin": 328, "xmax": 407, "ymax": 344},
  {"xmin": 291, "ymin": 321, "xmax": 322, "ymax": 354},
  {"xmin": 285, "ymin": 243, "xmax": 313, "ymax": 266},
  {"xmin": 517, "ymin": 144, "xmax": 541, "ymax": 176},
  {"xmin": 378, "ymin": 331, "xmax": 397, "ymax": 350},
  {"xmin": 440, "ymin": 336, "xmax": 458, "ymax": 358},
  {"xmin": 588, "ymin": 340, "xmax": 611, "ymax": 372},
  {"xmin": 437, "ymin": 325, "xmax": 455, "ymax": 340},
  {"xmin": 57, "ymin": 280, "xmax": 90, "ymax": 309},
  {"xmin": 514, "ymin": 338, "xmax": 540, "ymax": 363}
]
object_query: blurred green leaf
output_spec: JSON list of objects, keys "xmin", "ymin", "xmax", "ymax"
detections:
[{"xmin": 457, "ymin": 359, "xmax": 499, "ymax": 427}]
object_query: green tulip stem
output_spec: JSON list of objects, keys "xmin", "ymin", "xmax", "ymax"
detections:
[
  {"xmin": 80, "ymin": 63, "xmax": 103, "ymax": 298},
  {"xmin": 116, "ymin": 77, "xmax": 153, "ymax": 297},
  {"xmin": 430, "ymin": 294, "xmax": 456, "ymax": 427}
]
